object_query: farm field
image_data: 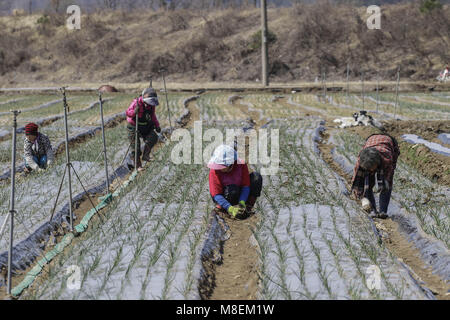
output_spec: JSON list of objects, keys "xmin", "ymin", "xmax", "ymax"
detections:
[{"xmin": 0, "ymin": 90, "xmax": 449, "ymax": 300}]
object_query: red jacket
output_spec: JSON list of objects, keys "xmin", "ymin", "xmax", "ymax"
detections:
[
  {"xmin": 209, "ymin": 163, "xmax": 250, "ymax": 198},
  {"xmin": 126, "ymin": 97, "xmax": 160, "ymax": 128}
]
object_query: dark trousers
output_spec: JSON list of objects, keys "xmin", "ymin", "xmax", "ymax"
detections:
[
  {"xmin": 364, "ymin": 188, "xmax": 392, "ymax": 214},
  {"xmin": 25, "ymin": 155, "xmax": 48, "ymax": 170},
  {"xmin": 222, "ymin": 172, "xmax": 263, "ymax": 208},
  {"xmin": 127, "ymin": 124, "xmax": 158, "ymax": 159}
]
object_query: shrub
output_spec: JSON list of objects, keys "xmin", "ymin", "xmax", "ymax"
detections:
[
  {"xmin": 37, "ymin": 14, "xmax": 50, "ymax": 25},
  {"xmin": 248, "ymin": 30, "xmax": 277, "ymax": 51},
  {"xmin": 420, "ymin": 0, "xmax": 443, "ymax": 13}
]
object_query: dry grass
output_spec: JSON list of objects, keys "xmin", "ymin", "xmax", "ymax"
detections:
[{"xmin": 0, "ymin": 3, "xmax": 449, "ymax": 87}]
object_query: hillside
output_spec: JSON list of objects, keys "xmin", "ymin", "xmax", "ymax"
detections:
[{"xmin": 0, "ymin": 2, "xmax": 449, "ymax": 87}]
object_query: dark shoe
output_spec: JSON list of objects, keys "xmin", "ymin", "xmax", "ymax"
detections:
[
  {"xmin": 247, "ymin": 196, "xmax": 257, "ymax": 209},
  {"xmin": 377, "ymin": 212, "xmax": 388, "ymax": 219}
]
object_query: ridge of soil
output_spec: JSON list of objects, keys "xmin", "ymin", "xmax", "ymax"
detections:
[
  {"xmin": 317, "ymin": 123, "xmax": 450, "ymax": 300},
  {"xmin": 208, "ymin": 213, "xmax": 260, "ymax": 300},
  {"xmin": 201, "ymin": 99, "xmax": 263, "ymax": 300}
]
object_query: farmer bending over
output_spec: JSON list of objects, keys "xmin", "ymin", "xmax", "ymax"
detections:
[
  {"xmin": 126, "ymin": 88, "xmax": 161, "ymax": 171},
  {"xmin": 351, "ymin": 134, "xmax": 400, "ymax": 219},
  {"xmin": 23, "ymin": 122, "xmax": 54, "ymax": 173},
  {"xmin": 208, "ymin": 144, "xmax": 263, "ymax": 219}
]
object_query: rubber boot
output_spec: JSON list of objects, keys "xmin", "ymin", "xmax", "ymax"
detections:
[{"xmin": 142, "ymin": 144, "xmax": 152, "ymax": 162}]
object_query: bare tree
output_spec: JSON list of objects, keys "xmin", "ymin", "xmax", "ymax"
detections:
[{"xmin": 104, "ymin": 0, "xmax": 118, "ymax": 10}]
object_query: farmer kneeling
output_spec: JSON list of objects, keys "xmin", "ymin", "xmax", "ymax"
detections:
[
  {"xmin": 23, "ymin": 122, "xmax": 54, "ymax": 173},
  {"xmin": 126, "ymin": 88, "xmax": 161, "ymax": 171},
  {"xmin": 351, "ymin": 134, "xmax": 400, "ymax": 219},
  {"xmin": 208, "ymin": 144, "xmax": 262, "ymax": 219}
]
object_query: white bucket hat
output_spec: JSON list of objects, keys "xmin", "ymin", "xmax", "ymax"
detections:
[{"xmin": 207, "ymin": 144, "xmax": 244, "ymax": 170}]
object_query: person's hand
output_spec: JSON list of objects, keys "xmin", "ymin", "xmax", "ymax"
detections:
[
  {"xmin": 37, "ymin": 167, "xmax": 44, "ymax": 173},
  {"xmin": 155, "ymin": 127, "xmax": 161, "ymax": 133},
  {"xmin": 228, "ymin": 205, "xmax": 245, "ymax": 218},
  {"xmin": 239, "ymin": 200, "xmax": 246, "ymax": 208},
  {"xmin": 47, "ymin": 160, "xmax": 53, "ymax": 168}
]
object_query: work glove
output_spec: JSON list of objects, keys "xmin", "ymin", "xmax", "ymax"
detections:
[
  {"xmin": 361, "ymin": 198, "xmax": 372, "ymax": 213},
  {"xmin": 239, "ymin": 200, "xmax": 246, "ymax": 208},
  {"xmin": 37, "ymin": 167, "xmax": 45, "ymax": 173},
  {"xmin": 155, "ymin": 127, "xmax": 161, "ymax": 133},
  {"xmin": 228, "ymin": 205, "xmax": 245, "ymax": 218},
  {"xmin": 47, "ymin": 160, "xmax": 53, "ymax": 168}
]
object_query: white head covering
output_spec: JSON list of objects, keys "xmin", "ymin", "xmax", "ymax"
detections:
[{"xmin": 207, "ymin": 144, "xmax": 237, "ymax": 170}]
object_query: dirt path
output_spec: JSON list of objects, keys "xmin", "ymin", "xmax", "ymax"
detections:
[
  {"xmin": 185, "ymin": 97, "xmax": 201, "ymax": 129},
  {"xmin": 317, "ymin": 124, "xmax": 450, "ymax": 300},
  {"xmin": 202, "ymin": 98, "xmax": 265, "ymax": 300},
  {"xmin": 209, "ymin": 213, "xmax": 260, "ymax": 300},
  {"xmin": 229, "ymin": 95, "xmax": 267, "ymax": 127}
]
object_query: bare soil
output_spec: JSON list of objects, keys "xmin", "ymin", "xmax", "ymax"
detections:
[{"xmin": 208, "ymin": 213, "xmax": 260, "ymax": 300}]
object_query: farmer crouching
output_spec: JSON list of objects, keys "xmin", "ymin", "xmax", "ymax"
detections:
[
  {"xmin": 126, "ymin": 88, "xmax": 161, "ymax": 171},
  {"xmin": 208, "ymin": 144, "xmax": 263, "ymax": 219},
  {"xmin": 23, "ymin": 122, "xmax": 54, "ymax": 173},
  {"xmin": 351, "ymin": 134, "xmax": 400, "ymax": 219}
]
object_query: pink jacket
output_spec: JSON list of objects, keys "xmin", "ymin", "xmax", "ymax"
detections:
[{"xmin": 126, "ymin": 97, "xmax": 160, "ymax": 128}]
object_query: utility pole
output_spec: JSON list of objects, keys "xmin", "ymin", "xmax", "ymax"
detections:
[
  {"xmin": 346, "ymin": 63, "xmax": 350, "ymax": 105},
  {"xmin": 376, "ymin": 71, "xmax": 380, "ymax": 113},
  {"xmin": 261, "ymin": 0, "xmax": 269, "ymax": 87},
  {"xmin": 394, "ymin": 67, "xmax": 400, "ymax": 120},
  {"xmin": 361, "ymin": 70, "xmax": 365, "ymax": 110}
]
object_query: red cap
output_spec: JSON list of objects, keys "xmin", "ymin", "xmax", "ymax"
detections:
[{"xmin": 25, "ymin": 123, "xmax": 38, "ymax": 136}]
